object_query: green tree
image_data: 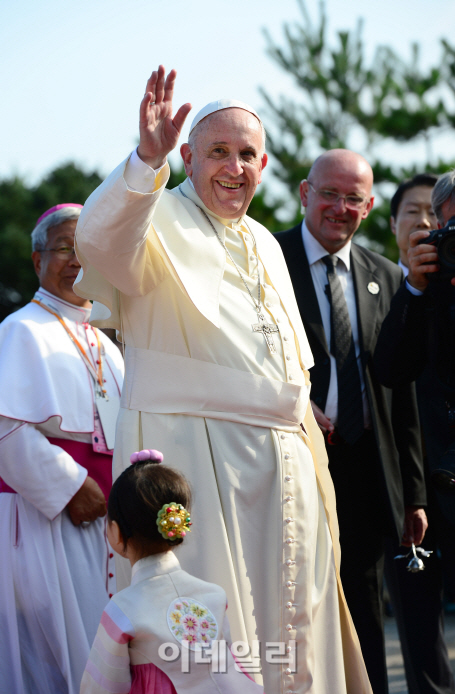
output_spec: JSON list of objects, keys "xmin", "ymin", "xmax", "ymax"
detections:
[
  {"xmin": 260, "ymin": 0, "xmax": 455, "ymax": 256},
  {"xmin": 166, "ymin": 160, "xmax": 187, "ymax": 189}
]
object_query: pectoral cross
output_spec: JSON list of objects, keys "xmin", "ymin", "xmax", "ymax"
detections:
[{"xmin": 252, "ymin": 312, "xmax": 279, "ymax": 354}]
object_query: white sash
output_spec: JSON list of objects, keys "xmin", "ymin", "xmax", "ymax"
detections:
[{"xmin": 121, "ymin": 347, "xmax": 310, "ymax": 432}]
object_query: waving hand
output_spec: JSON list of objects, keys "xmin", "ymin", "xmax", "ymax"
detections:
[{"xmin": 137, "ymin": 66, "xmax": 192, "ymax": 170}]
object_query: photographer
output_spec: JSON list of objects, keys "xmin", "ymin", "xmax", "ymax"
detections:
[
  {"xmin": 375, "ymin": 171, "xmax": 455, "ymax": 694},
  {"xmin": 375, "ymin": 171, "xmax": 455, "ymax": 503}
]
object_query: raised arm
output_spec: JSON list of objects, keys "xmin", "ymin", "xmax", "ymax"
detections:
[
  {"xmin": 75, "ymin": 67, "xmax": 192, "ymax": 296},
  {"xmin": 137, "ymin": 66, "xmax": 192, "ymax": 169}
]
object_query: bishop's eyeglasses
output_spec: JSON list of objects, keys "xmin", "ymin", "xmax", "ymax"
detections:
[
  {"xmin": 38, "ymin": 246, "xmax": 77, "ymax": 259},
  {"xmin": 306, "ymin": 181, "xmax": 368, "ymax": 210}
]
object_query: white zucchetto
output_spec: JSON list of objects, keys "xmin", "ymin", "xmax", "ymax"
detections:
[{"xmin": 189, "ymin": 99, "xmax": 261, "ymax": 135}]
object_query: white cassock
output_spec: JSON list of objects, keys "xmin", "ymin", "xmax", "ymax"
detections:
[
  {"xmin": 0, "ymin": 288, "xmax": 124, "ymax": 694},
  {"xmin": 74, "ymin": 152, "xmax": 373, "ymax": 694}
]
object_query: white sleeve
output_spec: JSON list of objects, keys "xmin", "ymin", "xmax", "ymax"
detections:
[
  {"xmin": 405, "ymin": 278, "xmax": 424, "ymax": 296},
  {"xmin": 75, "ymin": 153, "xmax": 170, "ymax": 296},
  {"xmin": 124, "ymin": 148, "xmax": 167, "ymax": 193},
  {"xmin": 0, "ymin": 417, "xmax": 87, "ymax": 520}
]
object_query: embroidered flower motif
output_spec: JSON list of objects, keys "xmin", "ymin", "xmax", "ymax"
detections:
[
  {"xmin": 183, "ymin": 632, "xmax": 197, "ymax": 644},
  {"xmin": 167, "ymin": 597, "xmax": 219, "ymax": 651},
  {"xmin": 182, "ymin": 615, "xmax": 199, "ymax": 632},
  {"xmin": 170, "ymin": 611, "xmax": 181, "ymax": 624},
  {"xmin": 191, "ymin": 604, "xmax": 207, "ymax": 617}
]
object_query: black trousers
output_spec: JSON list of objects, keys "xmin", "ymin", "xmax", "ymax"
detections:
[
  {"xmin": 328, "ymin": 430, "xmax": 389, "ymax": 694},
  {"xmin": 384, "ymin": 482, "xmax": 455, "ymax": 694}
]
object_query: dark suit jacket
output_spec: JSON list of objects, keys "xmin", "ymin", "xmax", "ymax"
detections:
[
  {"xmin": 275, "ymin": 223, "xmax": 427, "ymax": 541},
  {"xmin": 374, "ymin": 281, "xmax": 455, "ymax": 527}
]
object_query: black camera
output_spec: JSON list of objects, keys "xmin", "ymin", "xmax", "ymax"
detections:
[{"xmin": 418, "ymin": 216, "xmax": 455, "ymax": 281}]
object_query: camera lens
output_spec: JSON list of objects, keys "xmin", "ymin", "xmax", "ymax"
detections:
[{"xmin": 438, "ymin": 233, "xmax": 455, "ymax": 272}]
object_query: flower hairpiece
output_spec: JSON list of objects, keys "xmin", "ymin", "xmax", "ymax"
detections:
[
  {"xmin": 157, "ymin": 502, "xmax": 192, "ymax": 540},
  {"xmin": 130, "ymin": 449, "xmax": 164, "ymax": 464}
]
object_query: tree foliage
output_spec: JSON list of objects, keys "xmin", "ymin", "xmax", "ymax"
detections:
[{"xmin": 260, "ymin": 0, "xmax": 455, "ymax": 255}]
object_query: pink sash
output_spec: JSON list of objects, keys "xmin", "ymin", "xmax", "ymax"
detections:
[{"xmin": 0, "ymin": 438, "xmax": 113, "ymax": 502}]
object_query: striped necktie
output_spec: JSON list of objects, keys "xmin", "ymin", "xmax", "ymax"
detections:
[{"xmin": 322, "ymin": 255, "xmax": 364, "ymax": 445}]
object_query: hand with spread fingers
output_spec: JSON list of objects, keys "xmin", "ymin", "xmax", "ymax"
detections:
[{"xmin": 137, "ymin": 65, "xmax": 192, "ymax": 170}]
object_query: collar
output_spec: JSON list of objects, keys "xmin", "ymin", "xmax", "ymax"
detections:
[
  {"xmin": 398, "ymin": 258, "xmax": 409, "ymax": 277},
  {"xmin": 131, "ymin": 551, "xmax": 181, "ymax": 585},
  {"xmin": 301, "ymin": 219, "xmax": 351, "ymax": 271},
  {"xmin": 35, "ymin": 288, "xmax": 92, "ymax": 324},
  {"xmin": 183, "ymin": 178, "xmax": 244, "ymax": 230}
]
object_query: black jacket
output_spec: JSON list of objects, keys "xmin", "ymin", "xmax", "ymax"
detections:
[
  {"xmin": 374, "ymin": 280, "xmax": 455, "ymax": 526},
  {"xmin": 275, "ymin": 224, "xmax": 427, "ymax": 541}
]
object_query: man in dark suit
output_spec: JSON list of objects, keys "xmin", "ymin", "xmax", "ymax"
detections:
[
  {"xmin": 275, "ymin": 149, "xmax": 428, "ymax": 694},
  {"xmin": 375, "ymin": 171, "xmax": 455, "ymax": 694}
]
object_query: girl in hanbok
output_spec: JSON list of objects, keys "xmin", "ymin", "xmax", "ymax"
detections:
[{"xmin": 80, "ymin": 449, "xmax": 263, "ymax": 694}]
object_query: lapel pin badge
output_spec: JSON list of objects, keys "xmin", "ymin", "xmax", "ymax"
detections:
[{"xmin": 367, "ymin": 282, "xmax": 380, "ymax": 295}]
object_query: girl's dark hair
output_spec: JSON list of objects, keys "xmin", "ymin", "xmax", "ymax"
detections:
[{"xmin": 108, "ymin": 461, "xmax": 192, "ymax": 554}]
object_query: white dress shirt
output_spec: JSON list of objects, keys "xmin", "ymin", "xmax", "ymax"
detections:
[
  {"xmin": 398, "ymin": 259, "xmax": 425, "ymax": 296},
  {"xmin": 301, "ymin": 220, "xmax": 371, "ymax": 428},
  {"xmin": 398, "ymin": 258, "xmax": 409, "ymax": 277}
]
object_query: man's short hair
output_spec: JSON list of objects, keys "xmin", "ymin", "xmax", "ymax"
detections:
[
  {"xmin": 390, "ymin": 173, "xmax": 438, "ymax": 219},
  {"xmin": 31, "ymin": 207, "xmax": 82, "ymax": 251},
  {"xmin": 431, "ymin": 170, "xmax": 455, "ymax": 225}
]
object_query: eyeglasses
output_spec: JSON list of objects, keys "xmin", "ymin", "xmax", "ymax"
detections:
[
  {"xmin": 307, "ymin": 181, "xmax": 368, "ymax": 210},
  {"xmin": 38, "ymin": 246, "xmax": 76, "ymax": 260}
]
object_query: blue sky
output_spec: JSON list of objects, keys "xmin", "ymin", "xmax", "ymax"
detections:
[{"xmin": 1, "ymin": 0, "xmax": 454, "ymax": 186}]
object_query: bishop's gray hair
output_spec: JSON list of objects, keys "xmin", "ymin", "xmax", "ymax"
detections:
[
  {"xmin": 31, "ymin": 206, "xmax": 82, "ymax": 251},
  {"xmin": 431, "ymin": 170, "xmax": 455, "ymax": 225}
]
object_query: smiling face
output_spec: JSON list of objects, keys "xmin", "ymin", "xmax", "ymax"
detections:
[
  {"xmin": 180, "ymin": 108, "xmax": 267, "ymax": 219},
  {"xmin": 31, "ymin": 219, "xmax": 90, "ymax": 307},
  {"xmin": 300, "ymin": 150, "xmax": 374, "ymax": 254},
  {"xmin": 391, "ymin": 185, "xmax": 437, "ymax": 265}
]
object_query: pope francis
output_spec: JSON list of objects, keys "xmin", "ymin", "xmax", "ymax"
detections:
[{"xmin": 75, "ymin": 66, "xmax": 372, "ymax": 694}]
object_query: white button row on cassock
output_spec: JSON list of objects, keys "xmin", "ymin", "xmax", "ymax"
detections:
[{"xmin": 281, "ymin": 426, "xmax": 299, "ymax": 690}]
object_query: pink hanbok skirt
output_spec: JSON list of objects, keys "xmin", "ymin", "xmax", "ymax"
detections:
[{"xmin": 130, "ymin": 663, "xmax": 177, "ymax": 694}]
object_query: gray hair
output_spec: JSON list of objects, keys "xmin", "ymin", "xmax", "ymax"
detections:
[
  {"xmin": 31, "ymin": 207, "xmax": 82, "ymax": 251},
  {"xmin": 188, "ymin": 112, "xmax": 267, "ymax": 153},
  {"xmin": 431, "ymin": 170, "xmax": 455, "ymax": 225}
]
